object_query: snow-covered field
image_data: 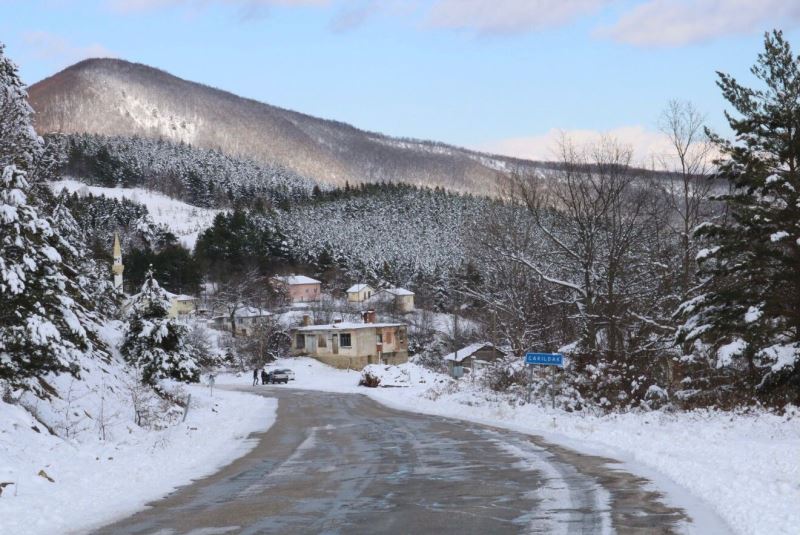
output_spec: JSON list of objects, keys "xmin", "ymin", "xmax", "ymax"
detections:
[
  {"xmin": 50, "ymin": 179, "xmax": 223, "ymax": 249},
  {"xmin": 0, "ymin": 321, "xmax": 276, "ymax": 535},
  {"xmin": 0, "ymin": 385, "xmax": 275, "ymax": 535},
  {"xmin": 222, "ymin": 358, "xmax": 800, "ymax": 535}
]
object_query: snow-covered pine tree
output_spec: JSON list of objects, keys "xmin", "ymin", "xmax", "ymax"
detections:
[
  {"xmin": 433, "ymin": 268, "xmax": 451, "ymax": 313},
  {"xmin": 0, "ymin": 43, "xmax": 109, "ymax": 385},
  {"xmin": 677, "ymin": 31, "xmax": 800, "ymax": 403},
  {"xmin": 0, "ymin": 164, "xmax": 101, "ymax": 383},
  {"xmin": 121, "ymin": 269, "xmax": 199, "ymax": 385},
  {"xmin": 0, "ymin": 44, "xmax": 41, "ymax": 172},
  {"xmin": 51, "ymin": 193, "xmax": 120, "ymax": 317}
]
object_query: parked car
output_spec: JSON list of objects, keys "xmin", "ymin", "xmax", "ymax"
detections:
[
  {"xmin": 269, "ymin": 370, "xmax": 289, "ymax": 384},
  {"xmin": 274, "ymin": 368, "xmax": 295, "ymax": 381}
]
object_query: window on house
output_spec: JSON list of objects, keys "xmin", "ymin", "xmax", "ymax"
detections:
[
  {"xmin": 318, "ymin": 335, "xmax": 327, "ymax": 348},
  {"xmin": 340, "ymin": 333, "xmax": 352, "ymax": 347},
  {"xmin": 296, "ymin": 334, "xmax": 305, "ymax": 349},
  {"xmin": 376, "ymin": 333, "xmax": 383, "ymax": 344}
]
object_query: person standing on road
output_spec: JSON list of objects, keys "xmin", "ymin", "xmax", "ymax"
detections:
[
  {"xmin": 252, "ymin": 368, "xmax": 258, "ymax": 386},
  {"xmin": 261, "ymin": 369, "xmax": 269, "ymax": 385}
]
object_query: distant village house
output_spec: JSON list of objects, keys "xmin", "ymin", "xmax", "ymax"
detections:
[
  {"xmin": 167, "ymin": 294, "xmax": 198, "ymax": 318},
  {"xmin": 290, "ymin": 310, "xmax": 408, "ymax": 370},
  {"xmin": 273, "ymin": 275, "xmax": 322, "ymax": 303},
  {"xmin": 369, "ymin": 287, "xmax": 415, "ymax": 312},
  {"xmin": 443, "ymin": 342, "xmax": 506, "ymax": 378},
  {"xmin": 212, "ymin": 307, "xmax": 272, "ymax": 336},
  {"xmin": 346, "ymin": 283, "xmax": 373, "ymax": 303}
]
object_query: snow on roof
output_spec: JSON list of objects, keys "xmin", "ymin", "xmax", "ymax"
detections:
[
  {"xmin": 294, "ymin": 322, "xmax": 404, "ymax": 332},
  {"xmin": 237, "ymin": 307, "xmax": 272, "ymax": 318},
  {"xmin": 385, "ymin": 287, "xmax": 414, "ymax": 296},
  {"xmin": 161, "ymin": 290, "xmax": 197, "ymax": 301},
  {"xmin": 442, "ymin": 342, "xmax": 497, "ymax": 363},
  {"xmin": 347, "ymin": 283, "xmax": 371, "ymax": 293},
  {"xmin": 212, "ymin": 307, "xmax": 272, "ymax": 320},
  {"xmin": 276, "ymin": 275, "xmax": 321, "ymax": 285}
]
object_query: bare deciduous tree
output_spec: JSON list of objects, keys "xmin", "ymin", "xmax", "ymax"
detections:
[{"xmin": 657, "ymin": 100, "xmax": 716, "ymax": 299}]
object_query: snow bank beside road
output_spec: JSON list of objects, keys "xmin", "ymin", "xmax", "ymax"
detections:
[
  {"xmin": 223, "ymin": 358, "xmax": 799, "ymax": 535},
  {"xmin": 0, "ymin": 385, "xmax": 276, "ymax": 535}
]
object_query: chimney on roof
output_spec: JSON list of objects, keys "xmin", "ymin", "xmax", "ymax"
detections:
[
  {"xmin": 362, "ymin": 309, "xmax": 376, "ymax": 324},
  {"xmin": 302, "ymin": 314, "xmax": 311, "ymax": 326}
]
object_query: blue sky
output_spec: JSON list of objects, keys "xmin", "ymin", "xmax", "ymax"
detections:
[{"xmin": 2, "ymin": 0, "xmax": 799, "ymax": 162}]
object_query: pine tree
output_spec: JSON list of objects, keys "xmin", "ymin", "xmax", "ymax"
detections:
[
  {"xmin": 0, "ymin": 44, "xmax": 41, "ymax": 172},
  {"xmin": 0, "ymin": 165, "xmax": 101, "ymax": 382},
  {"xmin": 433, "ymin": 268, "xmax": 451, "ymax": 313},
  {"xmin": 0, "ymin": 43, "xmax": 107, "ymax": 385},
  {"xmin": 121, "ymin": 269, "xmax": 199, "ymax": 385},
  {"xmin": 677, "ymin": 31, "xmax": 800, "ymax": 402}
]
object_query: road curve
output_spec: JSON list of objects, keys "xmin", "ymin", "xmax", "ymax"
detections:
[{"xmin": 94, "ymin": 387, "xmax": 690, "ymax": 534}]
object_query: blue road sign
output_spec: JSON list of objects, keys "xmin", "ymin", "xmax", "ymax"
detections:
[{"xmin": 525, "ymin": 352, "xmax": 564, "ymax": 367}]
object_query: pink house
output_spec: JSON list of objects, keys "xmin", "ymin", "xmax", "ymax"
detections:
[{"xmin": 273, "ymin": 275, "xmax": 322, "ymax": 303}]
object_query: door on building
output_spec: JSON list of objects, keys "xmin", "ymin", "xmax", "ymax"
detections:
[{"xmin": 332, "ymin": 334, "xmax": 339, "ymax": 355}]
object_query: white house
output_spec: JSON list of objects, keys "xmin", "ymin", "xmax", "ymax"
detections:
[
  {"xmin": 346, "ymin": 283, "xmax": 374, "ymax": 303},
  {"xmin": 212, "ymin": 307, "xmax": 273, "ymax": 336},
  {"xmin": 369, "ymin": 287, "xmax": 415, "ymax": 312}
]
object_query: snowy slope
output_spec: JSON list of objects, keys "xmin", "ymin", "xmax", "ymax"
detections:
[
  {"xmin": 50, "ymin": 179, "xmax": 223, "ymax": 249},
  {"xmin": 221, "ymin": 358, "xmax": 799, "ymax": 535},
  {"xmin": 0, "ymin": 323, "xmax": 277, "ymax": 535}
]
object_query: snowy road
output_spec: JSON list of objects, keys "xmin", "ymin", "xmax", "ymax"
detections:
[{"xmin": 94, "ymin": 387, "xmax": 691, "ymax": 534}]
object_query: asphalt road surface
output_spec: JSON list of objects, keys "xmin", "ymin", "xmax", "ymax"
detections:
[{"xmin": 94, "ymin": 387, "xmax": 691, "ymax": 534}]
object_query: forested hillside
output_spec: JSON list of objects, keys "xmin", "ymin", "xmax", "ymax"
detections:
[
  {"xmin": 29, "ymin": 58, "xmax": 540, "ymax": 194},
  {"xmin": 52, "ymin": 133, "xmax": 317, "ymax": 208}
]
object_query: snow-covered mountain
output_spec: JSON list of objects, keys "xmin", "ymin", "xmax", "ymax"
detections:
[{"xmin": 28, "ymin": 58, "xmax": 545, "ymax": 195}]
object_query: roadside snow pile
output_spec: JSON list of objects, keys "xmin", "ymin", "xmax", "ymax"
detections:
[
  {"xmin": 361, "ymin": 363, "xmax": 452, "ymax": 387},
  {"xmin": 50, "ymin": 179, "xmax": 223, "ymax": 249},
  {"xmin": 220, "ymin": 357, "xmax": 799, "ymax": 535},
  {"xmin": 0, "ymin": 323, "xmax": 277, "ymax": 535}
]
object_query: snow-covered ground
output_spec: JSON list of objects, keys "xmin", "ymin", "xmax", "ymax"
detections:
[
  {"xmin": 222, "ymin": 358, "xmax": 800, "ymax": 535},
  {"xmin": 50, "ymin": 179, "xmax": 223, "ymax": 249},
  {"xmin": 0, "ymin": 320, "xmax": 276, "ymax": 535},
  {"xmin": 0, "ymin": 384, "xmax": 275, "ymax": 535}
]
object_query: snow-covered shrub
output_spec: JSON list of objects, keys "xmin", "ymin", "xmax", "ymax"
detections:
[{"xmin": 358, "ymin": 371, "xmax": 381, "ymax": 388}]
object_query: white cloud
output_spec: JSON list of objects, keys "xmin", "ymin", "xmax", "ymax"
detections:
[
  {"xmin": 22, "ymin": 31, "xmax": 115, "ymax": 66},
  {"xmin": 598, "ymin": 0, "xmax": 800, "ymax": 46},
  {"xmin": 424, "ymin": 0, "xmax": 614, "ymax": 34},
  {"xmin": 481, "ymin": 125, "xmax": 679, "ymax": 168}
]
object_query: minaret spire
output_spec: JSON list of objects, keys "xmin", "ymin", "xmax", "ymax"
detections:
[{"xmin": 112, "ymin": 233, "xmax": 124, "ymax": 291}]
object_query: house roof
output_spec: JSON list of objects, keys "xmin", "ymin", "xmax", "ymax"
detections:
[
  {"xmin": 346, "ymin": 283, "xmax": 371, "ymax": 293},
  {"xmin": 294, "ymin": 322, "xmax": 404, "ymax": 332},
  {"xmin": 276, "ymin": 275, "xmax": 321, "ymax": 285},
  {"xmin": 212, "ymin": 307, "xmax": 272, "ymax": 320},
  {"xmin": 385, "ymin": 287, "xmax": 414, "ymax": 296},
  {"xmin": 442, "ymin": 342, "xmax": 497, "ymax": 363}
]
